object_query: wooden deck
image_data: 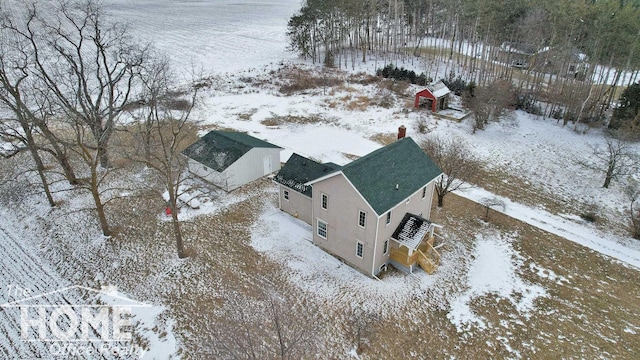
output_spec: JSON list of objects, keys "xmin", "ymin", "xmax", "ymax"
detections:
[{"xmin": 389, "ymin": 235, "xmax": 441, "ymax": 274}]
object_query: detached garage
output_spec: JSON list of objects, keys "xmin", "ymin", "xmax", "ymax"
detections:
[{"xmin": 182, "ymin": 130, "xmax": 282, "ymax": 191}]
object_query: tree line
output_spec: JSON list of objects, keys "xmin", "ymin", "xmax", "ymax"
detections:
[{"xmin": 287, "ymin": 0, "xmax": 640, "ymax": 131}]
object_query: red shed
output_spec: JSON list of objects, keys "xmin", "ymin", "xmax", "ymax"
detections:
[{"xmin": 415, "ymin": 81, "xmax": 451, "ymax": 112}]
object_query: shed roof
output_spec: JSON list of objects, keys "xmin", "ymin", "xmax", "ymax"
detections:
[
  {"xmin": 427, "ymin": 81, "xmax": 451, "ymax": 98},
  {"xmin": 340, "ymin": 137, "xmax": 442, "ymax": 215},
  {"xmin": 182, "ymin": 130, "xmax": 281, "ymax": 172},
  {"xmin": 274, "ymin": 154, "xmax": 341, "ymax": 197},
  {"xmin": 391, "ymin": 213, "xmax": 432, "ymax": 250}
]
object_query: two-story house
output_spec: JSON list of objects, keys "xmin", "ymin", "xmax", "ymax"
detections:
[{"xmin": 275, "ymin": 131, "xmax": 443, "ymax": 277}]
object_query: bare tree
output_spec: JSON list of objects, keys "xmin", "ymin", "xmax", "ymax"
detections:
[
  {"xmin": 624, "ymin": 179, "xmax": 640, "ymax": 239},
  {"xmin": 580, "ymin": 135, "xmax": 638, "ymax": 189},
  {"xmin": 65, "ymin": 119, "xmax": 120, "ymax": 236},
  {"xmin": 0, "ymin": 67, "xmax": 56, "ymax": 206},
  {"xmin": 214, "ymin": 289, "xmax": 320, "ymax": 359},
  {"xmin": 346, "ymin": 306, "xmax": 379, "ymax": 355},
  {"xmin": 422, "ymin": 135, "xmax": 482, "ymax": 207},
  {"xmin": 127, "ymin": 57, "xmax": 203, "ymax": 258},
  {"xmin": 4, "ymin": 0, "xmax": 148, "ymax": 169},
  {"xmin": 464, "ymin": 79, "xmax": 516, "ymax": 132},
  {"xmin": 480, "ymin": 196, "xmax": 506, "ymax": 221},
  {"xmin": 0, "ymin": 9, "xmax": 79, "ymax": 186}
]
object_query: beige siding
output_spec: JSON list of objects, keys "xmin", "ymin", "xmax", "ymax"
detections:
[
  {"xmin": 311, "ymin": 174, "xmax": 377, "ymax": 275},
  {"xmin": 371, "ymin": 180, "xmax": 437, "ymax": 275},
  {"xmin": 278, "ymin": 185, "xmax": 313, "ymax": 225},
  {"xmin": 310, "ymin": 174, "xmax": 437, "ymax": 277}
]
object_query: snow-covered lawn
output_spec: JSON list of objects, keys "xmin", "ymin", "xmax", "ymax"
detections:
[{"xmin": 1, "ymin": 0, "xmax": 639, "ymax": 358}]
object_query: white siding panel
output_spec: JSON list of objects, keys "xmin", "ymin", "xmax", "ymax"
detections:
[
  {"xmin": 187, "ymin": 147, "xmax": 281, "ymax": 191},
  {"xmin": 221, "ymin": 147, "xmax": 281, "ymax": 191}
]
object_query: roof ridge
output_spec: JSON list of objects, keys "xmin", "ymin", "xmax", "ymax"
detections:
[{"xmin": 343, "ymin": 137, "xmax": 410, "ymax": 170}]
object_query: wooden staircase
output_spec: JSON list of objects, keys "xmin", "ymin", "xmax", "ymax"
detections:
[{"xmin": 417, "ymin": 243, "xmax": 441, "ymax": 275}]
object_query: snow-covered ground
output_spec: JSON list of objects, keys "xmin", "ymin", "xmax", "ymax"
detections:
[
  {"xmin": 0, "ymin": 208, "xmax": 175, "ymax": 359},
  {"xmin": 1, "ymin": 0, "xmax": 640, "ymax": 358}
]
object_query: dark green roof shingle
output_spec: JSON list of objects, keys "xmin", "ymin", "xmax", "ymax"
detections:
[
  {"xmin": 275, "ymin": 153, "xmax": 341, "ymax": 197},
  {"xmin": 182, "ymin": 131, "xmax": 281, "ymax": 172},
  {"xmin": 341, "ymin": 137, "xmax": 442, "ymax": 215}
]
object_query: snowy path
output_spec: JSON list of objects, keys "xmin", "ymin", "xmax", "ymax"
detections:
[{"xmin": 456, "ymin": 187, "xmax": 640, "ymax": 270}]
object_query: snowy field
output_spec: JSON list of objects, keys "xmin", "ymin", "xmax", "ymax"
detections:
[
  {"xmin": 1, "ymin": 0, "xmax": 640, "ymax": 358},
  {"xmin": 108, "ymin": 0, "xmax": 299, "ymax": 75}
]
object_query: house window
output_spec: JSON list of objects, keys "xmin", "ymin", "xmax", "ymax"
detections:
[
  {"xmin": 317, "ymin": 220, "xmax": 327, "ymax": 239},
  {"xmin": 203, "ymin": 165, "xmax": 208, "ymax": 172},
  {"xmin": 383, "ymin": 240, "xmax": 389, "ymax": 254},
  {"xmin": 422, "ymin": 186, "xmax": 427, "ymax": 199},
  {"xmin": 283, "ymin": 190, "xmax": 289, "ymax": 201},
  {"xmin": 356, "ymin": 241, "xmax": 364, "ymax": 258},
  {"xmin": 321, "ymin": 193, "xmax": 328, "ymax": 210},
  {"xmin": 358, "ymin": 211, "xmax": 366, "ymax": 227},
  {"xmin": 386, "ymin": 211, "xmax": 391, "ymax": 225}
]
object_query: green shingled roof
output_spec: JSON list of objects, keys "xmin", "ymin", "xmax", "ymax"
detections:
[
  {"xmin": 182, "ymin": 131, "xmax": 281, "ymax": 172},
  {"xmin": 341, "ymin": 137, "xmax": 442, "ymax": 215},
  {"xmin": 275, "ymin": 153, "xmax": 341, "ymax": 197}
]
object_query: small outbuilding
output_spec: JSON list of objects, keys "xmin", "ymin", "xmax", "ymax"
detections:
[
  {"xmin": 414, "ymin": 81, "xmax": 451, "ymax": 112},
  {"xmin": 182, "ymin": 130, "xmax": 282, "ymax": 192}
]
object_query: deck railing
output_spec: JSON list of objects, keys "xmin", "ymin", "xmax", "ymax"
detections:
[{"xmin": 390, "ymin": 235, "xmax": 441, "ymax": 274}]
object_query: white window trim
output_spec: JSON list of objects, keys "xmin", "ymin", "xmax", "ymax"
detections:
[
  {"xmin": 317, "ymin": 219, "xmax": 327, "ymax": 239},
  {"xmin": 383, "ymin": 239, "xmax": 389, "ymax": 254},
  {"xmin": 385, "ymin": 211, "xmax": 391, "ymax": 225},
  {"xmin": 356, "ymin": 241, "xmax": 364, "ymax": 258},
  {"xmin": 358, "ymin": 210, "xmax": 366, "ymax": 228},
  {"xmin": 283, "ymin": 190, "xmax": 289, "ymax": 201},
  {"xmin": 422, "ymin": 186, "xmax": 427, "ymax": 199}
]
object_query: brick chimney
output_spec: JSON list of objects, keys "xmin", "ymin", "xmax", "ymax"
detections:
[{"xmin": 397, "ymin": 125, "xmax": 406, "ymax": 140}]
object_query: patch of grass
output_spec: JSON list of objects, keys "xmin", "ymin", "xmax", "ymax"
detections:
[
  {"xmin": 429, "ymin": 193, "xmax": 640, "ymax": 359},
  {"xmin": 260, "ymin": 113, "xmax": 334, "ymax": 126},
  {"xmin": 277, "ymin": 66, "xmax": 344, "ymax": 95},
  {"xmin": 346, "ymin": 96, "xmax": 373, "ymax": 111},
  {"xmin": 236, "ymin": 108, "xmax": 257, "ymax": 121},
  {"xmin": 475, "ymin": 168, "xmax": 575, "ymax": 215},
  {"xmin": 377, "ymin": 78, "xmax": 411, "ymax": 97},
  {"xmin": 350, "ymin": 72, "xmax": 380, "ymax": 85},
  {"xmin": 329, "ymin": 84, "xmax": 358, "ymax": 96},
  {"xmin": 369, "ymin": 133, "xmax": 397, "ymax": 146}
]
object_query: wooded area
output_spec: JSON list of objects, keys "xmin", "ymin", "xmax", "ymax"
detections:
[{"xmin": 287, "ymin": 0, "xmax": 640, "ymax": 129}]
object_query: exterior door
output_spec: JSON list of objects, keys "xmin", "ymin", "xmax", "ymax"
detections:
[{"xmin": 263, "ymin": 156, "xmax": 272, "ymax": 175}]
